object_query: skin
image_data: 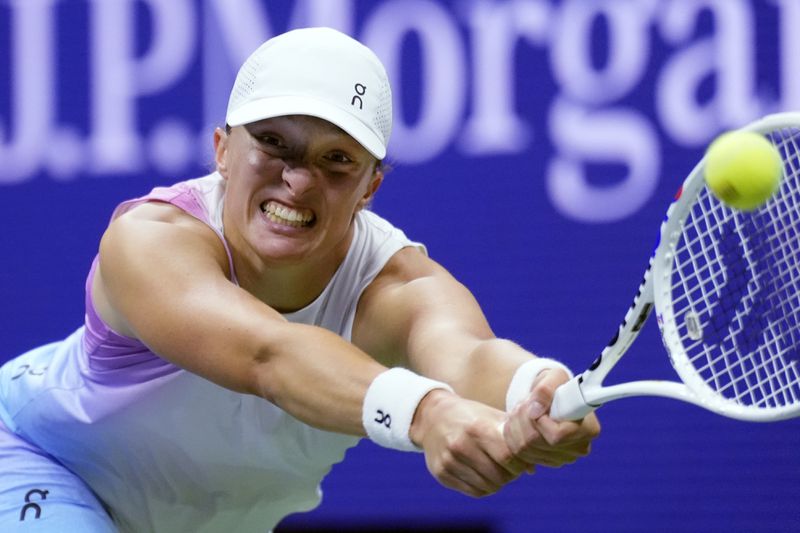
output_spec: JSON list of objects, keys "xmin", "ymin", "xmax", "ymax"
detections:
[{"xmin": 92, "ymin": 114, "xmax": 600, "ymax": 498}]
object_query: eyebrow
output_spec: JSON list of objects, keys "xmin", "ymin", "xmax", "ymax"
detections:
[{"xmin": 229, "ymin": 119, "xmax": 383, "ymax": 169}]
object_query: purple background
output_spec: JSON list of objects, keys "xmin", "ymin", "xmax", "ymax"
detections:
[{"xmin": 1, "ymin": 1, "xmax": 798, "ymax": 531}]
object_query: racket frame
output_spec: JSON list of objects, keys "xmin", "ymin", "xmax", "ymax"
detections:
[{"xmin": 551, "ymin": 112, "xmax": 800, "ymax": 422}]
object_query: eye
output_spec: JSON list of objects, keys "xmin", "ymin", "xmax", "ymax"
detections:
[
  {"xmin": 257, "ymin": 134, "xmax": 286, "ymax": 148},
  {"xmin": 325, "ymin": 151, "xmax": 354, "ymax": 164}
]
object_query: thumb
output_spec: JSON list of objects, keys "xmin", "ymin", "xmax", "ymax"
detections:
[
  {"xmin": 527, "ymin": 368, "xmax": 564, "ymax": 420},
  {"xmin": 527, "ymin": 399, "xmax": 546, "ymax": 420}
]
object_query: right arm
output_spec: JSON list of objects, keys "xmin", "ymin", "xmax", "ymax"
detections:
[
  {"xmin": 94, "ymin": 202, "xmax": 386, "ymax": 435},
  {"xmin": 96, "ymin": 202, "xmax": 531, "ymax": 496}
]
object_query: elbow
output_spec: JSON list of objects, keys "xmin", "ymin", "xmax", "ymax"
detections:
[
  {"xmin": 248, "ymin": 347, "xmax": 280, "ymax": 404},
  {"xmin": 244, "ymin": 324, "xmax": 301, "ymax": 405}
]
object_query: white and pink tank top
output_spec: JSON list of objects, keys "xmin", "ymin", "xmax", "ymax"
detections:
[{"xmin": 0, "ymin": 172, "xmax": 423, "ymax": 533}]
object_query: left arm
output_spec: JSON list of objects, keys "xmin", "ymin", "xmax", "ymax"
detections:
[
  {"xmin": 353, "ymin": 247, "xmax": 600, "ymax": 468},
  {"xmin": 353, "ymin": 247, "xmax": 531, "ymax": 407}
]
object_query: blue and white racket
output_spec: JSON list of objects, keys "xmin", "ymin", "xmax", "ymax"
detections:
[{"xmin": 551, "ymin": 112, "xmax": 800, "ymax": 422}]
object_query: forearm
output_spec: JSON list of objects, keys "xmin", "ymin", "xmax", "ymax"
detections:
[
  {"xmin": 253, "ymin": 322, "xmax": 387, "ymax": 436},
  {"xmin": 256, "ymin": 322, "xmax": 460, "ymax": 452},
  {"xmin": 413, "ymin": 337, "xmax": 535, "ymax": 410}
]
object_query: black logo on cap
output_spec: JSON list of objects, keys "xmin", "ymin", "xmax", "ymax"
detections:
[{"xmin": 351, "ymin": 83, "xmax": 367, "ymax": 109}]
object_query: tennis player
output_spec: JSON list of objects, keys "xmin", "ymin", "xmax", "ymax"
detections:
[{"xmin": 0, "ymin": 28, "xmax": 599, "ymax": 532}]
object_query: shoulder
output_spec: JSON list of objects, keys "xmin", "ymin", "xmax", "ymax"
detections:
[
  {"xmin": 93, "ymin": 201, "xmax": 231, "ymax": 337},
  {"xmin": 371, "ymin": 245, "xmax": 439, "ymax": 285},
  {"xmin": 117, "ymin": 200, "xmax": 203, "ymax": 227},
  {"xmin": 352, "ymin": 245, "xmax": 489, "ymax": 366},
  {"xmin": 354, "ymin": 247, "xmax": 455, "ymax": 331},
  {"xmin": 362, "ymin": 246, "xmax": 470, "ymax": 317},
  {"xmin": 109, "ymin": 201, "xmax": 221, "ymax": 247},
  {"xmin": 102, "ymin": 200, "xmax": 230, "ymax": 278},
  {"xmin": 350, "ymin": 211, "xmax": 428, "ymax": 287}
]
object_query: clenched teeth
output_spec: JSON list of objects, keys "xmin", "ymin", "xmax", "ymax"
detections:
[{"xmin": 260, "ymin": 201, "xmax": 315, "ymax": 227}]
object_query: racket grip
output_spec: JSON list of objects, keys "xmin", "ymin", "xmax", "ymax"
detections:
[{"xmin": 550, "ymin": 376, "xmax": 596, "ymax": 421}]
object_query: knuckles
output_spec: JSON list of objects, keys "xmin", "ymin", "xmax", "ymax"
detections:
[
  {"xmin": 431, "ymin": 453, "xmax": 453, "ymax": 479},
  {"xmin": 444, "ymin": 433, "xmax": 471, "ymax": 461}
]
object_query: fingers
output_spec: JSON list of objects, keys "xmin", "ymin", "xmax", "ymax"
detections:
[
  {"xmin": 432, "ymin": 445, "xmax": 521, "ymax": 497},
  {"xmin": 419, "ymin": 397, "xmax": 535, "ymax": 498},
  {"xmin": 530, "ymin": 367, "xmax": 571, "ymax": 410},
  {"xmin": 504, "ymin": 402, "xmax": 579, "ymax": 465},
  {"xmin": 444, "ymin": 421, "xmax": 535, "ymax": 494},
  {"xmin": 529, "ymin": 368, "xmax": 601, "ymax": 440},
  {"xmin": 533, "ymin": 412, "xmax": 601, "ymax": 449},
  {"xmin": 505, "ymin": 408, "xmax": 599, "ymax": 466},
  {"xmin": 503, "ymin": 368, "xmax": 602, "ymax": 468},
  {"xmin": 418, "ymin": 378, "xmax": 600, "ymax": 500}
]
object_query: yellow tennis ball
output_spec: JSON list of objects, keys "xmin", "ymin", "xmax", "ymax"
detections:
[{"xmin": 704, "ymin": 130, "xmax": 782, "ymax": 211}]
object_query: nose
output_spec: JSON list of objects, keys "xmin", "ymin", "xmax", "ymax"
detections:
[{"xmin": 281, "ymin": 162, "xmax": 315, "ymax": 196}]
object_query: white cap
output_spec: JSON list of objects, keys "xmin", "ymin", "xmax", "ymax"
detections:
[{"xmin": 226, "ymin": 27, "xmax": 392, "ymax": 159}]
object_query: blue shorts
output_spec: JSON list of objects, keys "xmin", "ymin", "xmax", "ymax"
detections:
[{"xmin": 0, "ymin": 418, "xmax": 117, "ymax": 532}]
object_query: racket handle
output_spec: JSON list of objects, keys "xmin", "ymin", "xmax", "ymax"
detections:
[{"xmin": 550, "ymin": 376, "xmax": 596, "ymax": 421}]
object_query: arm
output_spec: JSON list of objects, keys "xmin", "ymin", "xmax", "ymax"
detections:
[
  {"xmin": 97, "ymin": 203, "xmax": 527, "ymax": 497},
  {"xmin": 353, "ymin": 247, "xmax": 600, "ymax": 469},
  {"xmin": 354, "ymin": 246, "xmax": 547, "ymax": 406},
  {"xmin": 95, "ymin": 202, "xmax": 386, "ymax": 435}
]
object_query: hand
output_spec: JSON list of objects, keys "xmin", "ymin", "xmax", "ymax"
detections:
[
  {"xmin": 502, "ymin": 368, "xmax": 601, "ymax": 469},
  {"xmin": 409, "ymin": 390, "xmax": 533, "ymax": 497}
]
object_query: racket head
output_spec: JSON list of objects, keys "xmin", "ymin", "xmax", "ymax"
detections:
[{"xmin": 654, "ymin": 113, "xmax": 800, "ymax": 421}]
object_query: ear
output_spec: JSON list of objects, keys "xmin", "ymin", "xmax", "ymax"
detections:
[
  {"xmin": 213, "ymin": 127, "xmax": 229, "ymax": 179},
  {"xmin": 357, "ymin": 170, "xmax": 384, "ymax": 210}
]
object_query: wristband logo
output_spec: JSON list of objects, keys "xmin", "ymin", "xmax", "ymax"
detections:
[{"xmin": 374, "ymin": 410, "xmax": 391, "ymax": 428}]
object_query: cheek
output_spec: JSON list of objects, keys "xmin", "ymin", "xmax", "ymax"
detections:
[
  {"xmin": 240, "ymin": 150, "xmax": 271, "ymax": 173},
  {"xmin": 245, "ymin": 149, "xmax": 269, "ymax": 168},
  {"xmin": 335, "ymin": 188, "xmax": 371, "ymax": 220},
  {"xmin": 229, "ymin": 148, "xmax": 285, "ymax": 182}
]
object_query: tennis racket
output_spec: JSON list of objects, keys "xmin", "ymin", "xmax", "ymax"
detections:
[{"xmin": 550, "ymin": 112, "xmax": 800, "ymax": 423}]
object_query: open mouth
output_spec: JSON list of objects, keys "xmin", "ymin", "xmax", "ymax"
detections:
[{"xmin": 260, "ymin": 200, "xmax": 315, "ymax": 228}]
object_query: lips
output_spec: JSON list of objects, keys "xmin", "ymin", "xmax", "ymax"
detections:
[{"xmin": 260, "ymin": 200, "xmax": 315, "ymax": 227}]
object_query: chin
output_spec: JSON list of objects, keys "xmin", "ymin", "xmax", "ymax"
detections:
[{"xmin": 256, "ymin": 244, "xmax": 311, "ymax": 265}]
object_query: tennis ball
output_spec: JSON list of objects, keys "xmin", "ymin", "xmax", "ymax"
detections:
[{"xmin": 704, "ymin": 130, "xmax": 782, "ymax": 211}]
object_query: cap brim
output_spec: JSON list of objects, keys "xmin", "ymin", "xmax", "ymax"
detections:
[{"xmin": 226, "ymin": 96, "xmax": 386, "ymax": 159}]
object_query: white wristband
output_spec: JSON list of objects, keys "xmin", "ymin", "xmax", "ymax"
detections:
[
  {"xmin": 505, "ymin": 358, "xmax": 574, "ymax": 412},
  {"xmin": 362, "ymin": 368, "xmax": 453, "ymax": 452}
]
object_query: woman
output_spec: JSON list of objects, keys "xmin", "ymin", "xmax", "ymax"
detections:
[{"xmin": 0, "ymin": 27, "xmax": 599, "ymax": 532}]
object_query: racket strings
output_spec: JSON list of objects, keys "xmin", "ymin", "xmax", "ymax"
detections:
[
  {"xmin": 674, "ymin": 180, "xmax": 800, "ymax": 284},
  {"xmin": 669, "ymin": 126, "xmax": 800, "ymax": 410},
  {"xmin": 692, "ymin": 317, "xmax": 800, "ymax": 407},
  {"xmin": 671, "ymin": 215, "xmax": 800, "ymax": 309},
  {"xmin": 693, "ymin": 333, "xmax": 800, "ymax": 404}
]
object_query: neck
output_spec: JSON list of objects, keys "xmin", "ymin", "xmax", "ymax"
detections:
[
  {"xmin": 231, "ymin": 227, "xmax": 354, "ymax": 314},
  {"xmin": 242, "ymin": 264, "xmax": 333, "ymax": 313}
]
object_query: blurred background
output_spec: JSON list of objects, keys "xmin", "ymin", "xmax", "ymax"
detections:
[{"xmin": 1, "ymin": 0, "xmax": 798, "ymax": 531}]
